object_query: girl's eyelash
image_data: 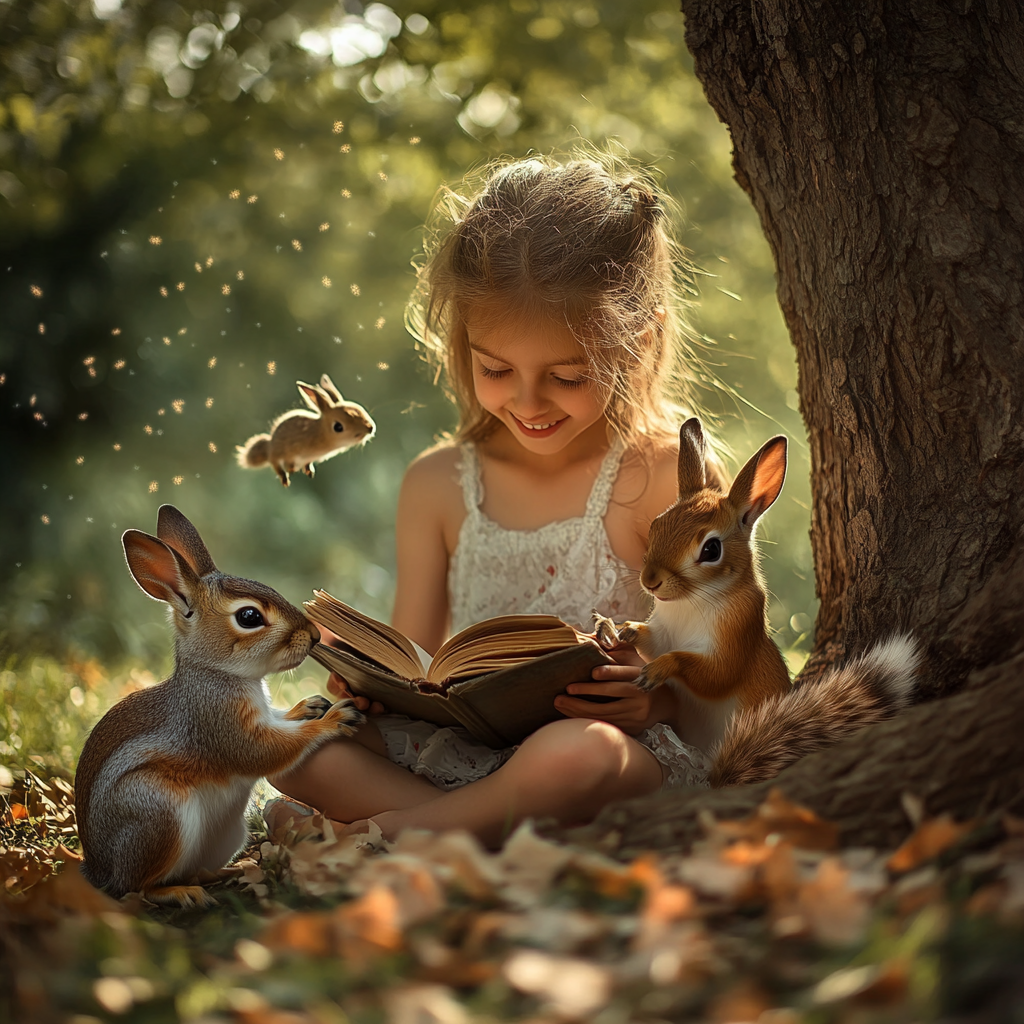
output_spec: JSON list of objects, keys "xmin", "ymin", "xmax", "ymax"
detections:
[
  {"xmin": 479, "ymin": 365, "xmax": 511, "ymax": 380},
  {"xmin": 478, "ymin": 364, "xmax": 586, "ymax": 388}
]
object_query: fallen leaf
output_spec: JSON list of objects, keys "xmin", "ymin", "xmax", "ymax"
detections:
[
  {"xmin": 495, "ymin": 821, "xmax": 574, "ymax": 907},
  {"xmin": 384, "ymin": 983, "xmax": 469, "ymax": 1024},
  {"xmin": 259, "ymin": 910, "xmax": 334, "ymax": 956},
  {"xmin": 710, "ymin": 789, "xmax": 839, "ymax": 852},
  {"xmin": 797, "ymin": 857, "xmax": 870, "ymax": 946},
  {"xmin": 887, "ymin": 814, "xmax": 975, "ymax": 874},
  {"xmin": 333, "ymin": 884, "xmax": 404, "ymax": 958},
  {"xmin": 708, "ymin": 978, "xmax": 772, "ymax": 1022},
  {"xmin": 503, "ymin": 948, "xmax": 613, "ymax": 1018},
  {"xmin": 350, "ymin": 854, "xmax": 445, "ymax": 928}
]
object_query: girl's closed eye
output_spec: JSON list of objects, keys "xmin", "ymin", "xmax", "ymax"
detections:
[
  {"xmin": 552, "ymin": 373, "xmax": 587, "ymax": 389},
  {"xmin": 478, "ymin": 363, "xmax": 512, "ymax": 380}
]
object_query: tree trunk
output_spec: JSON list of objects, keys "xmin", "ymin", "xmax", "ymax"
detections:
[
  {"xmin": 555, "ymin": 0, "xmax": 1024, "ymax": 853},
  {"xmin": 684, "ymin": 0, "xmax": 1024, "ymax": 688}
]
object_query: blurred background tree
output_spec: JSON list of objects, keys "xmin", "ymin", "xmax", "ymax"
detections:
[{"xmin": 0, "ymin": 0, "xmax": 813, "ymax": 677}]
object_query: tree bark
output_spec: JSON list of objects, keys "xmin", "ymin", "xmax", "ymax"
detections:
[
  {"xmin": 681, "ymin": 0, "xmax": 1024, "ymax": 691},
  {"xmin": 554, "ymin": 0, "xmax": 1024, "ymax": 853}
]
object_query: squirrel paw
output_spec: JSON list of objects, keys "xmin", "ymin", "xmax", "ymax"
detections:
[
  {"xmin": 617, "ymin": 623, "xmax": 640, "ymax": 646},
  {"xmin": 286, "ymin": 694, "xmax": 333, "ymax": 721},
  {"xmin": 325, "ymin": 698, "xmax": 366, "ymax": 735},
  {"xmin": 634, "ymin": 657, "xmax": 675, "ymax": 693},
  {"xmin": 593, "ymin": 615, "xmax": 621, "ymax": 649}
]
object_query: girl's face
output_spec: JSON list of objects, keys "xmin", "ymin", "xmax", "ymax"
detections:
[{"xmin": 466, "ymin": 311, "xmax": 612, "ymax": 455}]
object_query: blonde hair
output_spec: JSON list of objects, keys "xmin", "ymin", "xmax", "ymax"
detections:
[{"xmin": 407, "ymin": 151, "xmax": 702, "ymax": 452}]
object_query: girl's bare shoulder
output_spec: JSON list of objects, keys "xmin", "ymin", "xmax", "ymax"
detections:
[
  {"xmin": 617, "ymin": 440, "xmax": 680, "ymax": 518},
  {"xmin": 400, "ymin": 442, "xmax": 466, "ymax": 519}
]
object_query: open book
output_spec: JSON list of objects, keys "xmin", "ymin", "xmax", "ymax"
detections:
[{"xmin": 304, "ymin": 590, "xmax": 613, "ymax": 747}]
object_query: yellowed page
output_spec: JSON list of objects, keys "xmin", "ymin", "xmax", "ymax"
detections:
[{"xmin": 305, "ymin": 591, "xmax": 424, "ymax": 680}]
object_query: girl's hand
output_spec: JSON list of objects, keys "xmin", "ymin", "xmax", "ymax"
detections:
[
  {"xmin": 317, "ymin": 623, "xmax": 386, "ymax": 714},
  {"xmin": 554, "ymin": 663, "xmax": 675, "ymax": 736},
  {"xmin": 326, "ymin": 672, "xmax": 385, "ymax": 715}
]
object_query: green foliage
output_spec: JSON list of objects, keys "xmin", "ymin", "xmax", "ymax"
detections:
[{"xmin": 0, "ymin": 0, "xmax": 815, "ymax": 671}]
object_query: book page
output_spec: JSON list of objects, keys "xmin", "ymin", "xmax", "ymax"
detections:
[
  {"xmin": 305, "ymin": 591, "xmax": 425, "ymax": 681},
  {"xmin": 427, "ymin": 616, "xmax": 585, "ymax": 684}
]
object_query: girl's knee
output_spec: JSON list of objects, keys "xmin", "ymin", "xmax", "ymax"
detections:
[{"xmin": 515, "ymin": 718, "xmax": 629, "ymax": 793}]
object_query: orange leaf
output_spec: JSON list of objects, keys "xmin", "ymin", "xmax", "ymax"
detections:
[
  {"xmin": 9, "ymin": 802, "xmax": 29, "ymax": 821},
  {"xmin": 797, "ymin": 857, "xmax": 870, "ymax": 946},
  {"xmin": 259, "ymin": 911, "xmax": 334, "ymax": 956},
  {"xmin": 713, "ymin": 788, "xmax": 839, "ymax": 852},
  {"xmin": 333, "ymin": 885, "xmax": 403, "ymax": 954},
  {"xmin": 887, "ymin": 814, "xmax": 975, "ymax": 874}
]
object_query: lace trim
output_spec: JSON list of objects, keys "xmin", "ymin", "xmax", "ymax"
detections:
[{"xmin": 458, "ymin": 438, "xmax": 626, "ymax": 530}]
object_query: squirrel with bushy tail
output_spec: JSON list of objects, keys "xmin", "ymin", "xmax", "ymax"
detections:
[{"xmin": 595, "ymin": 418, "xmax": 920, "ymax": 785}]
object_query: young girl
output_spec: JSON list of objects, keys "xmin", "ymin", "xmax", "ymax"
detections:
[{"xmin": 272, "ymin": 154, "xmax": 719, "ymax": 847}]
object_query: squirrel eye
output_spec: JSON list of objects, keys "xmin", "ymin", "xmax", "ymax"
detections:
[
  {"xmin": 698, "ymin": 537, "xmax": 722, "ymax": 564},
  {"xmin": 333, "ymin": 421, "xmax": 345, "ymax": 433},
  {"xmin": 235, "ymin": 606, "xmax": 265, "ymax": 629}
]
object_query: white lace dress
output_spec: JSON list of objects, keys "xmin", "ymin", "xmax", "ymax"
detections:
[{"xmin": 374, "ymin": 440, "xmax": 711, "ymax": 791}]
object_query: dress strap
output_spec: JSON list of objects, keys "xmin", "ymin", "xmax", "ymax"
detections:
[
  {"xmin": 457, "ymin": 444, "xmax": 484, "ymax": 514},
  {"xmin": 584, "ymin": 437, "xmax": 626, "ymax": 521}
]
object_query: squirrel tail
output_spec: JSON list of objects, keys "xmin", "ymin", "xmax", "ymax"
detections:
[
  {"xmin": 709, "ymin": 635, "xmax": 920, "ymax": 787},
  {"xmin": 236, "ymin": 434, "xmax": 271, "ymax": 468}
]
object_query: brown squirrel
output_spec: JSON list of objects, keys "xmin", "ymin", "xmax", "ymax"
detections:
[
  {"xmin": 596, "ymin": 418, "xmax": 918, "ymax": 785},
  {"xmin": 75, "ymin": 505, "xmax": 364, "ymax": 906},
  {"xmin": 236, "ymin": 373, "xmax": 375, "ymax": 486}
]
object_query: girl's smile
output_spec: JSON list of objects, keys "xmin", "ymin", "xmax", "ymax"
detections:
[
  {"xmin": 510, "ymin": 413, "xmax": 567, "ymax": 437},
  {"xmin": 467, "ymin": 312, "xmax": 611, "ymax": 457}
]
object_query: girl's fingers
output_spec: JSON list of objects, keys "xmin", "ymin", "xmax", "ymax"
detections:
[
  {"xmin": 590, "ymin": 663, "xmax": 642, "ymax": 682},
  {"xmin": 567, "ymin": 679, "xmax": 641, "ymax": 697}
]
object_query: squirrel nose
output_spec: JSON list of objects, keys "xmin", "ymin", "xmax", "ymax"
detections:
[
  {"xmin": 306, "ymin": 621, "xmax": 321, "ymax": 644},
  {"xmin": 647, "ymin": 579, "xmax": 662, "ymax": 592}
]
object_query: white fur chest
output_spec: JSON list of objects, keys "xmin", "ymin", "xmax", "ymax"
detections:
[
  {"xmin": 646, "ymin": 594, "xmax": 722, "ymax": 658},
  {"xmin": 171, "ymin": 774, "xmax": 256, "ymax": 879}
]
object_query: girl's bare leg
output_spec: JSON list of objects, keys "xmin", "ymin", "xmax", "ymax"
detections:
[
  {"xmin": 363, "ymin": 718, "xmax": 664, "ymax": 848},
  {"xmin": 269, "ymin": 721, "xmax": 440, "ymax": 821}
]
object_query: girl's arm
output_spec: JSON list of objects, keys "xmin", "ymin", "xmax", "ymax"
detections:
[{"xmin": 392, "ymin": 448, "xmax": 461, "ymax": 654}]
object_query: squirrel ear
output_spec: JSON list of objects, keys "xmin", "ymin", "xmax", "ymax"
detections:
[
  {"xmin": 729, "ymin": 436, "xmax": 788, "ymax": 531},
  {"xmin": 318, "ymin": 374, "xmax": 343, "ymax": 403},
  {"xmin": 677, "ymin": 418, "xmax": 708, "ymax": 498},
  {"xmin": 156, "ymin": 505, "xmax": 217, "ymax": 576},
  {"xmin": 298, "ymin": 382, "xmax": 328, "ymax": 412},
  {"xmin": 123, "ymin": 529, "xmax": 198, "ymax": 615}
]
